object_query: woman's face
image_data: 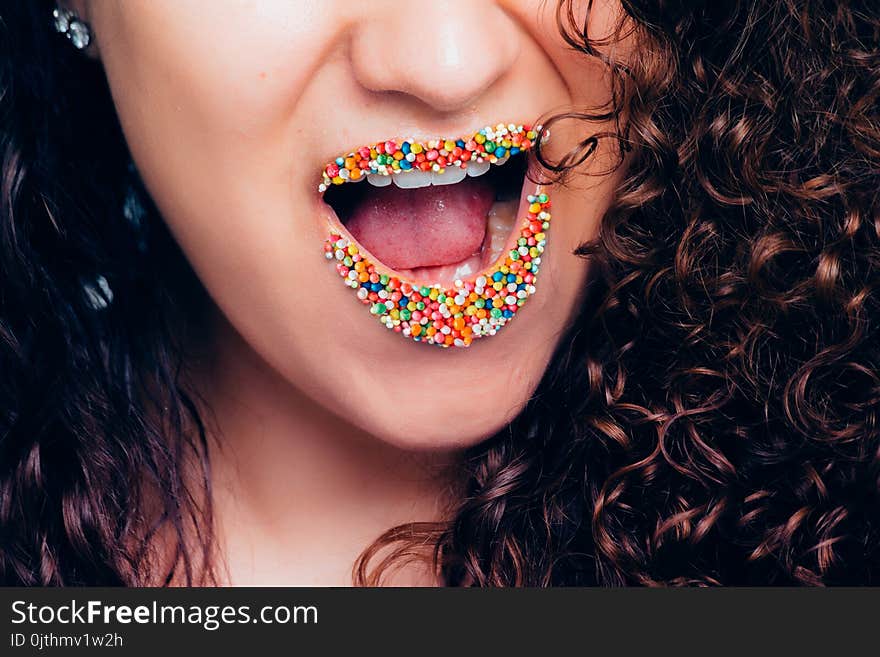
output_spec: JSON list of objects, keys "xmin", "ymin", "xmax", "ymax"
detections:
[{"xmin": 79, "ymin": 0, "xmax": 625, "ymax": 449}]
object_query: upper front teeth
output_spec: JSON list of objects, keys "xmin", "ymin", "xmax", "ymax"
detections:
[
  {"xmin": 431, "ymin": 166, "xmax": 466, "ymax": 186},
  {"xmin": 465, "ymin": 160, "xmax": 490, "ymax": 178},
  {"xmin": 368, "ymin": 159, "xmax": 491, "ymax": 188}
]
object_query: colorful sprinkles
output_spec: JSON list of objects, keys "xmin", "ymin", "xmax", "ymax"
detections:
[
  {"xmin": 321, "ymin": 124, "xmax": 551, "ymax": 348},
  {"xmin": 318, "ymin": 123, "xmax": 542, "ymax": 192}
]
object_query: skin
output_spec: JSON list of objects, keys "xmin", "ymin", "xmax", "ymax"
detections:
[{"xmin": 71, "ymin": 0, "xmax": 628, "ymax": 584}]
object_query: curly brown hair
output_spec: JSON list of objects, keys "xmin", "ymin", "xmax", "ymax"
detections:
[
  {"xmin": 2, "ymin": 0, "xmax": 879, "ymax": 586},
  {"xmin": 358, "ymin": 0, "xmax": 880, "ymax": 586}
]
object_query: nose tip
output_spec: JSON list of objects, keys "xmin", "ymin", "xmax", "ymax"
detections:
[{"xmin": 349, "ymin": 1, "xmax": 521, "ymax": 113}]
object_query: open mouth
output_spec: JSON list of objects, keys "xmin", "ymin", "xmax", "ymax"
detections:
[{"xmin": 320, "ymin": 123, "xmax": 551, "ymax": 348}]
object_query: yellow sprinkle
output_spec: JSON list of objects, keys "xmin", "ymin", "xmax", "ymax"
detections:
[
  {"xmin": 410, "ymin": 143, "xmax": 423, "ymax": 154},
  {"xmin": 332, "ymin": 176, "xmax": 345, "ymax": 185},
  {"xmin": 444, "ymin": 140, "xmax": 456, "ymax": 151},
  {"xmin": 475, "ymin": 134, "xmax": 486, "ymax": 144},
  {"xmin": 529, "ymin": 202, "xmax": 542, "ymax": 214}
]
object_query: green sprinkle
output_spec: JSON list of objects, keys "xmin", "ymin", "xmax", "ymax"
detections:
[
  {"xmin": 509, "ymin": 250, "xmax": 520, "ymax": 260},
  {"xmin": 490, "ymin": 308, "xmax": 503, "ymax": 318}
]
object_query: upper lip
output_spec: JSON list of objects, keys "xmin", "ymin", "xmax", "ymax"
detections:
[{"xmin": 316, "ymin": 122, "xmax": 541, "ymax": 193}]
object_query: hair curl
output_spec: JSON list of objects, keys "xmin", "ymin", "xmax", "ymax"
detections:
[
  {"xmin": 0, "ymin": 1, "xmax": 212, "ymax": 585},
  {"xmin": 360, "ymin": 0, "xmax": 880, "ymax": 586},
  {"xmin": 3, "ymin": 0, "xmax": 880, "ymax": 586}
]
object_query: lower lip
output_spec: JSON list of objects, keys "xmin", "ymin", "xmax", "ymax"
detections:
[{"xmin": 322, "ymin": 178, "xmax": 552, "ymax": 348}]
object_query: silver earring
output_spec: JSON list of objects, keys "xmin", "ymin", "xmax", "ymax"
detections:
[{"xmin": 52, "ymin": 6, "xmax": 92, "ymax": 50}]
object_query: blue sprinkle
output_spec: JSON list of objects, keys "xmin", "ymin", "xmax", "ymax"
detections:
[
  {"xmin": 456, "ymin": 140, "xmax": 465, "ymax": 148},
  {"xmin": 401, "ymin": 142, "xmax": 411, "ymax": 155},
  {"xmin": 400, "ymin": 159, "xmax": 412, "ymax": 170},
  {"xmin": 335, "ymin": 157, "xmax": 345, "ymax": 166},
  {"xmin": 506, "ymin": 274, "xmax": 516, "ymax": 283},
  {"xmin": 510, "ymin": 147, "xmax": 520, "ymax": 156},
  {"xmin": 371, "ymin": 282, "xmax": 382, "ymax": 292},
  {"xmin": 492, "ymin": 271, "xmax": 503, "ymax": 282},
  {"xmin": 503, "ymin": 310, "xmax": 514, "ymax": 318},
  {"xmin": 494, "ymin": 147, "xmax": 507, "ymax": 158}
]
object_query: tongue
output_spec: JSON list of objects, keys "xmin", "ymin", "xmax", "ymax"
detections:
[{"xmin": 343, "ymin": 177, "xmax": 494, "ymax": 270}]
